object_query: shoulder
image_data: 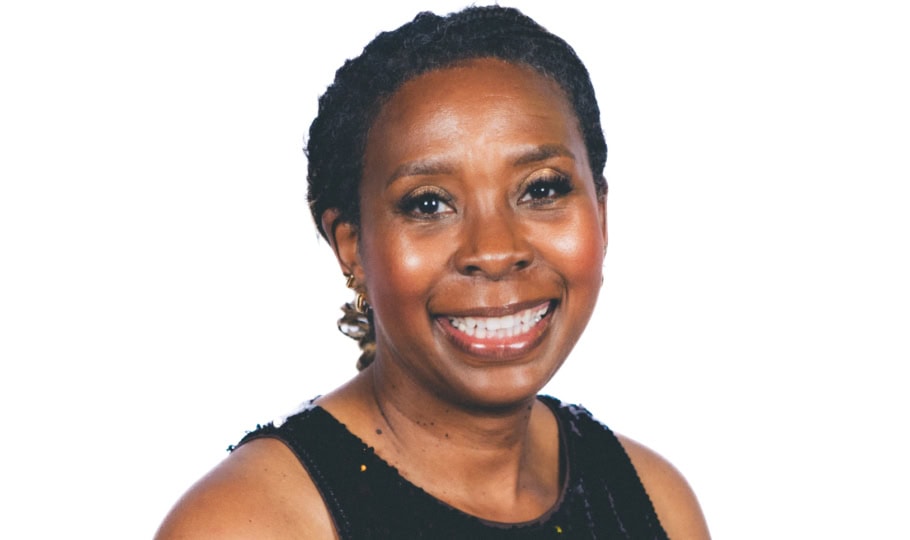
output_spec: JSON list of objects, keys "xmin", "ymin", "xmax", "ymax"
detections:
[
  {"xmin": 543, "ymin": 398, "xmax": 710, "ymax": 539},
  {"xmin": 154, "ymin": 437, "xmax": 336, "ymax": 540},
  {"xmin": 616, "ymin": 434, "xmax": 711, "ymax": 540}
]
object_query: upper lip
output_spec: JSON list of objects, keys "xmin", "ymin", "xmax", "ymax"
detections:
[{"xmin": 435, "ymin": 299, "xmax": 554, "ymax": 319}]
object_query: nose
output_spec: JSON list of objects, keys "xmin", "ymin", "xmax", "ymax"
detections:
[{"xmin": 454, "ymin": 207, "xmax": 534, "ymax": 279}]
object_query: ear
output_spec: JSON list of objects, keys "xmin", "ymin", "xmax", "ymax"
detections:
[{"xmin": 321, "ymin": 208, "xmax": 364, "ymax": 281}]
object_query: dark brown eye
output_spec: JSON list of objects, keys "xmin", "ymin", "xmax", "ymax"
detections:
[
  {"xmin": 414, "ymin": 195, "xmax": 442, "ymax": 214},
  {"xmin": 399, "ymin": 188, "xmax": 454, "ymax": 218},
  {"xmin": 520, "ymin": 175, "xmax": 573, "ymax": 203}
]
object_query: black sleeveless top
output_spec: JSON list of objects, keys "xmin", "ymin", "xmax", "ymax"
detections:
[{"xmin": 236, "ymin": 396, "xmax": 668, "ymax": 539}]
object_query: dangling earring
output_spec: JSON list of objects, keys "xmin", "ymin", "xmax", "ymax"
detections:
[
  {"xmin": 344, "ymin": 273, "xmax": 370, "ymax": 314},
  {"xmin": 354, "ymin": 292, "xmax": 369, "ymax": 314}
]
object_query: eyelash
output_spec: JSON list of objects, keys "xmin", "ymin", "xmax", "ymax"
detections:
[
  {"xmin": 398, "ymin": 187, "xmax": 454, "ymax": 218},
  {"xmin": 397, "ymin": 174, "xmax": 573, "ymax": 219},
  {"xmin": 519, "ymin": 174, "xmax": 573, "ymax": 204}
]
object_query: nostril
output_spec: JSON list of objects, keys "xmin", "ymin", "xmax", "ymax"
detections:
[
  {"xmin": 454, "ymin": 213, "xmax": 534, "ymax": 278},
  {"xmin": 460, "ymin": 257, "xmax": 531, "ymax": 279}
]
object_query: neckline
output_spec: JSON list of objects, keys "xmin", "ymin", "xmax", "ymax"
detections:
[{"xmin": 308, "ymin": 395, "xmax": 572, "ymax": 529}]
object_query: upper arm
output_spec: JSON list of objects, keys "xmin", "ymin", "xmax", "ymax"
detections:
[
  {"xmin": 617, "ymin": 434, "xmax": 711, "ymax": 540},
  {"xmin": 154, "ymin": 438, "xmax": 337, "ymax": 540}
]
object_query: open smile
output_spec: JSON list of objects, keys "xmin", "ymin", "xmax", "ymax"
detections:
[{"xmin": 435, "ymin": 301, "xmax": 555, "ymax": 360}]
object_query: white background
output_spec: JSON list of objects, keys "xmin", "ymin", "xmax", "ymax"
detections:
[{"xmin": 2, "ymin": 1, "xmax": 908, "ymax": 538}]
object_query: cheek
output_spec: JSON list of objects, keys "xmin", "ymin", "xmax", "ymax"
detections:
[
  {"xmin": 361, "ymin": 224, "xmax": 450, "ymax": 317},
  {"xmin": 536, "ymin": 211, "xmax": 605, "ymax": 286}
]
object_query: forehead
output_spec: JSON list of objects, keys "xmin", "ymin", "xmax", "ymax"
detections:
[
  {"xmin": 373, "ymin": 58, "xmax": 575, "ymax": 129},
  {"xmin": 364, "ymin": 58, "xmax": 585, "ymax": 173}
]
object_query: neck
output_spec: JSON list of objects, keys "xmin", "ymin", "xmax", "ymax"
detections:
[
  {"xmin": 369, "ymin": 361, "xmax": 539, "ymax": 452},
  {"xmin": 329, "ymin": 361, "xmax": 561, "ymax": 522}
]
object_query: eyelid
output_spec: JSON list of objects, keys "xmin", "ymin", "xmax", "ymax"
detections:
[
  {"xmin": 521, "ymin": 167, "xmax": 571, "ymax": 188},
  {"xmin": 402, "ymin": 186, "xmax": 454, "ymax": 203},
  {"xmin": 518, "ymin": 170, "xmax": 574, "ymax": 203},
  {"xmin": 406, "ymin": 185, "xmax": 449, "ymax": 200}
]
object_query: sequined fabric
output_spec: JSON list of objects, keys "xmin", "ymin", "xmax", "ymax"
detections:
[{"xmin": 236, "ymin": 396, "xmax": 668, "ymax": 539}]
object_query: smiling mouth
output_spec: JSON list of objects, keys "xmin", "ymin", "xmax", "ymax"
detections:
[
  {"xmin": 437, "ymin": 301, "xmax": 554, "ymax": 360},
  {"xmin": 447, "ymin": 303, "xmax": 550, "ymax": 339}
]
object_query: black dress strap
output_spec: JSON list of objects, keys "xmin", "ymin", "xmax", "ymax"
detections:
[
  {"xmin": 237, "ymin": 407, "xmax": 360, "ymax": 538},
  {"xmin": 542, "ymin": 398, "xmax": 668, "ymax": 539}
]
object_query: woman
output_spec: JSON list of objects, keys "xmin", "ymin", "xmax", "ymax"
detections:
[{"xmin": 157, "ymin": 6, "xmax": 710, "ymax": 539}]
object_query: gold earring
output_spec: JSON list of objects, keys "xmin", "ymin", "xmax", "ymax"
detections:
[
  {"xmin": 354, "ymin": 292, "xmax": 369, "ymax": 314},
  {"xmin": 344, "ymin": 273, "xmax": 370, "ymax": 314}
]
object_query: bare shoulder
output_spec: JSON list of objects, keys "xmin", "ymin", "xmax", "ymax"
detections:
[
  {"xmin": 154, "ymin": 438, "xmax": 336, "ymax": 540},
  {"xmin": 616, "ymin": 434, "xmax": 711, "ymax": 540}
]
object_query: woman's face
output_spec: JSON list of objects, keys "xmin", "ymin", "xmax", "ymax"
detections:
[{"xmin": 337, "ymin": 58, "xmax": 606, "ymax": 408}]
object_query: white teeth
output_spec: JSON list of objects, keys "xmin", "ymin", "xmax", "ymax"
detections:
[{"xmin": 448, "ymin": 304, "xmax": 550, "ymax": 338}]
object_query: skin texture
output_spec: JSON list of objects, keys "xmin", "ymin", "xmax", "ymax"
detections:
[
  {"xmin": 155, "ymin": 59, "xmax": 710, "ymax": 539},
  {"xmin": 348, "ymin": 58, "xmax": 607, "ymax": 411}
]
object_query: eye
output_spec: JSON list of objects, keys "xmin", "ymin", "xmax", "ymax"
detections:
[
  {"xmin": 519, "ymin": 174, "xmax": 573, "ymax": 204},
  {"xmin": 398, "ymin": 187, "xmax": 455, "ymax": 218}
]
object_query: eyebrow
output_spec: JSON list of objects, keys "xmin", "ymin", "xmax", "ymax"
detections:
[
  {"xmin": 385, "ymin": 144, "xmax": 576, "ymax": 186},
  {"xmin": 386, "ymin": 158, "xmax": 456, "ymax": 186},
  {"xmin": 512, "ymin": 144, "xmax": 576, "ymax": 166}
]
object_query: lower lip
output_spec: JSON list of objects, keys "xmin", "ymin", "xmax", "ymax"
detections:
[{"xmin": 435, "ymin": 303, "xmax": 554, "ymax": 361}]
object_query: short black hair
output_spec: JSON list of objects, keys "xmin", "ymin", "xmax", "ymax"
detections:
[{"xmin": 306, "ymin": 5, "xmax": 607, "ymax": 238}]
